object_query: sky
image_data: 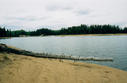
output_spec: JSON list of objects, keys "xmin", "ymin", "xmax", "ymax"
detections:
[{"xmin": 0, "ymin": 0, "xmax": 127, "ymax": 30}]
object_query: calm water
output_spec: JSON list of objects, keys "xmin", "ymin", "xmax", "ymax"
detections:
[{"xmin": 0, "ymin": 35, "xmax": 127, "ymax": 71}]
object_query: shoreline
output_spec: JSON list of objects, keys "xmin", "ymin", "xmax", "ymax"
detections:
[
  {"xmin": 0, "ymin": 33, "xmax": 127, "ymax": 38},
  {"xmin": 56, "ymin": 33, "xmax": 127, "ymax": 37},
  {"xmin": 0, "ymin": 52, "xmax": 127, "ymax": 83},
  {"xmin": 0, "ymin": 44, "xmax": 127, "ymax": 83},
  {"xmin": 0, "ymin": 43, "xmax": 113, "ymax": 62}
]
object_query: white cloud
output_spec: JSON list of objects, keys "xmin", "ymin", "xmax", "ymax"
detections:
[{"xmin": 0, "ymin": 0, "xmax": 127, "ymax": 30}]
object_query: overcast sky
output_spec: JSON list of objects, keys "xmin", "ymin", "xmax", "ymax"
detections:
[{"xmin": 0, "ymin": 0, "xmax": 127, "ymax": 30}]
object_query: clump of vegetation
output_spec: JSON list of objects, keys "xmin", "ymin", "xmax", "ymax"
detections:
[
  {"xmin": 0, "ymin": 24, "xmax": 127, "ymax": 37},
  {"xmin": 0, "ymin": 54, "xmax": 12, "ymax": 69},
  {"xmin": 3, "ymin": 56, "xmax": 10, "ymax": 61},
  {"xmin": 0, "ymin": 55, "xmax": 12, "ymax": 62}
]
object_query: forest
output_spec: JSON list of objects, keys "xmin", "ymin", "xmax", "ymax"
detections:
[{"xmin": 0, "ymin": 24, "xmax": 127, "ymax": 37}]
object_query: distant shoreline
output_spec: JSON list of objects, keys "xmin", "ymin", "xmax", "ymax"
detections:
[
  {"xmin": 56, "ymin": 33, "xmax": 127, "ymax": 36},
  {"xmin": 0, "ymin": 33, "xmax": 127, "ymax": 38}
]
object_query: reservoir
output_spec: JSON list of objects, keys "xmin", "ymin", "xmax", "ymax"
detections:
[{"xmin": 0, "ymin": 35, "xmax": 127, "ymax": 71}]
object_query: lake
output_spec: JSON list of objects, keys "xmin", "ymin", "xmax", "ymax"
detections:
[{"xmin": 0, "ymin": 35, "xmax": 127, "ymax": 71}]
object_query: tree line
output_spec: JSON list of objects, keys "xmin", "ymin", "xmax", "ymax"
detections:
[{"xmin": 0, "ymin": 24, "xmax": 127, "ymax": 37}]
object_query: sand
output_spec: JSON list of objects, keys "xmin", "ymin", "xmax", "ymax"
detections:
[
  {"xmin": 57, "ymin": 33, "xmax": 127, "ymax": 37},
  {"xmin": 0, "ymin": 53, "xmax": 127, "ymax": 83}
]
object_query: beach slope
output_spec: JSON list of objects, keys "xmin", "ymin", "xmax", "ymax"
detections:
[{"xmin": 0, "ymin": 53, "xmax": 127, "ymax": 83}]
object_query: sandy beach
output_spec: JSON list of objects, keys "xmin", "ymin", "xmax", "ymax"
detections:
[
  {"xmin": 0, "ymin": 53, "xmax": 127, "ymax": 83},
  {"xmin": 57, "ymin": 33, "xmax": 127, "ymax": 37}
]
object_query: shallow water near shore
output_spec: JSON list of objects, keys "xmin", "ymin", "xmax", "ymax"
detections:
[{"xmin": 0, "ymin": 35, "xmax": 127, "ymax": 71}]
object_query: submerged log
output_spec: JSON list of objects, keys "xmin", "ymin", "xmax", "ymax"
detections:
[{"xmin": 0, "ymin": 43, "xmax": 113, "ymax": 62}]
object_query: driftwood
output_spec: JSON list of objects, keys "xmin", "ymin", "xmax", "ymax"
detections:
[{"xmin": 0, "ymin": 43, "xmax": 113, "ymax": 61}]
